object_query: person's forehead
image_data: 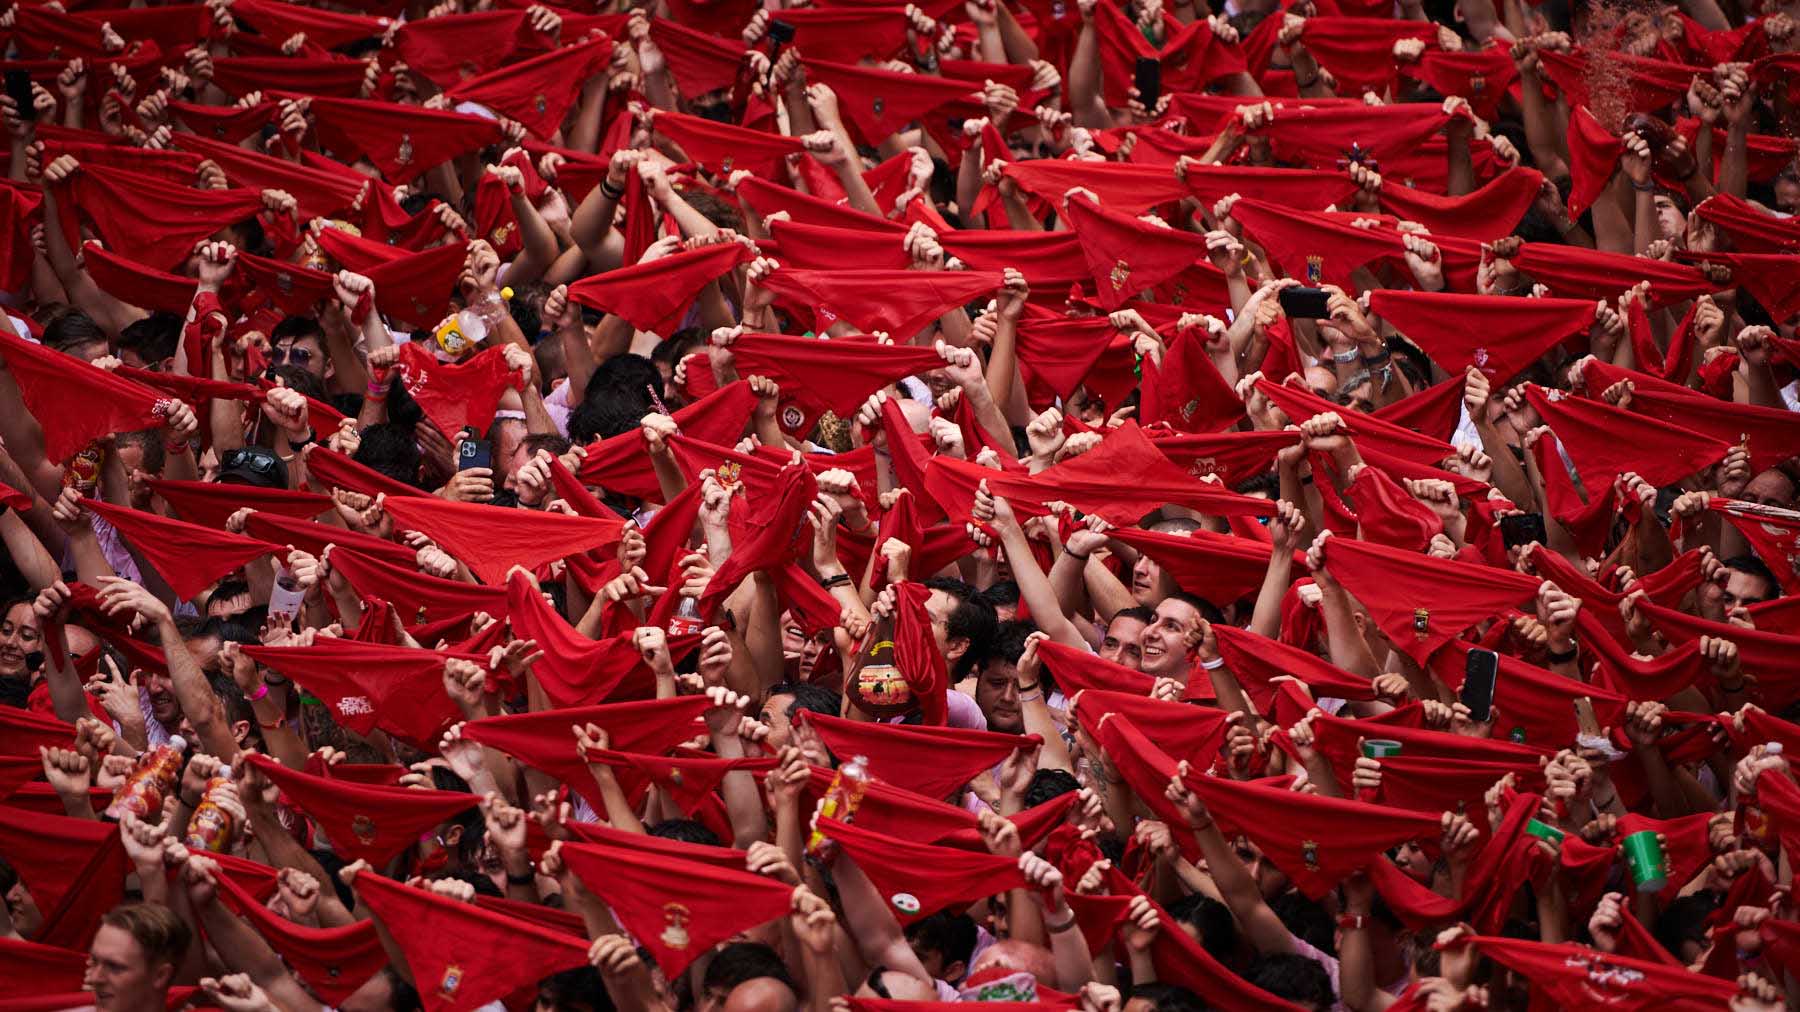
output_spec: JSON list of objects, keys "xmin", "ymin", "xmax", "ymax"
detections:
[
  {"xmin": 91, "ymin": 924, "xmax": 142, "ymax": 962},
  {"xmin": 1107, "ymin": 614, "xmax": 1147, "ymax": 636},
  {"xmin": 1154, "ymin": 599, "xmax": 1198, "ymax": 624},
  {"xmin": 3, "ymin": 602, "xmax": 35, "ymax": 626}
]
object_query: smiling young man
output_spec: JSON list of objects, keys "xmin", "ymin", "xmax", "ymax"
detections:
[{"xmin": 85, "ymin": 903, "xmax": 191, "ymax": 1012}]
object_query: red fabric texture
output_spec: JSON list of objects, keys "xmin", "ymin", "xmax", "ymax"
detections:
[
  {"xmin": 800, "ymin": 711, "xmax": 1037, "ymax": 801},
  {"xmin": 821, "ymin": 815, "xmax": 1026, "ymax": 925},
  {"xmin": 1064, "ymin": 192, "xmax": 1208, "ymax": 310},
  {"xmin": 1107, "ymin": 526, "xmax": 1277, "ymax": 604},
  {"xmin": 1369, "ymin": 290, "xmax": 1596, "ymax": 379},
  {"xmin": 573, "ymin": 381, "xmax": 757, "ymax": 500},
  {"xmin": 284, "ymin": 94, "xmax": 504, "ymax": 183},
  {"xmin": 83, "ymin": 498, "xmax": 276, "ymax": 600},
  {"xmin": 0, "ymin": 327, "xmax": 174, "ymax": 463},
  {"xmin": 245, "ymin": 754, "xmax": 480, "ymax": 866},
  {"xmin": 504, "ymin": 570, "xmax": 663, "ymax": 706},
  {"xmin": 1581, "ymin": 359, "xmax": 1800, "ymax": 472},
  {"xmin": 652, "ymin": 110, "xmax": 805, "ymax": 178},
  {"xmin": 761, "ymin": 266, "xmax": 1001, "ymax": 339},
  {"xmin": 1255, "ymin": 378, "xmax": 1455, "ymax": 466},
  {"xmin": 557, "ymin": 835, "xmax": 793, "ymax": 977},
  {"xmin": 211, "ymin": 872, "xmax": 386, "ymax": 1005},
  {"xmin": 447, "ymin": 37, "xmax": 611, "ymax": 138},
  {"xmin": 57, "ymin": 164, "xmax": 263, "ymax": 270},
  {"xmin": 354, "ymin": 870, "xmax": 589, "ymax": 1012},
  {"xmin": 461, "ymin": 697, "xmax": 711, "ymax": 809},
  {"xmin": 567, "ymin": 240, "xmax": 753, "ymax": 337},
  {"xmin": 1322, "ymin": 535, "xmax": 1541, "ymax": 661},
  {"xmin": 1211, "ymin": 624, "xmax": 1377, "ymax": 712},
  {"xmin": 1524, "ymin": 384, "xmax": 1731, "ymax": 487},
  {"xmin": 378, "ymin": 494, "xmax": 623, "ymax": 584},
  {"xmin": 1565, "ymin": 106, "xmax": 1624, "ymax": 219},
  {"xmin": 725, "ymin": 333, "xmax": 945, "ymax": 437},
  {"xmin": 142, "ymin": 478, "xmax": 329, "ymax": 533},
  {"xmin": 394, "ymin": 343, "xmax": 521, "ymax": 439},
  {"xmin": 0, "ymin": 804, "xmax": 127, "ymax": 948},
  {"xmin": 925, "ymin": 422, "xmax": 1276, "ymax": 527},
  {"xmin": 1138, "ymin": 327, "xmax": 1244, "ymax": 432},
  {"xmin": 1468, "ymin": 935, "xmax": 1736, "ymax": 1010},
  {"xmin": 242, "ymin": 641, "xmax": 470, "ymax": 750}
]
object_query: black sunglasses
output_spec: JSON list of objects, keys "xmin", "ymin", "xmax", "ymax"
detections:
[{"xmin": 221, "ymin": 448, "xmax": 281, "ymax": 477}]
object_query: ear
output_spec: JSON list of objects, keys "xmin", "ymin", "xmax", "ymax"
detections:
[
  {"xmin": 441, "ymin": 823, "xmax": 464, "ymax": 848},
  {"xmin": 946, "ymin": 636, "xmax": 970, "ymax": 662},
  {"xmin": 944, "ymin": 960, "xmax": 967, "ymax": 985},
  {"xmin": 151, "ymin": 961, "xmax": 176, "ymax": 991},
  {"xmin": 231, "ymin": 720, "xmax": 252, "ymax": 748}
]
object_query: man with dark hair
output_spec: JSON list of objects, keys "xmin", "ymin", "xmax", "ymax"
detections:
[
  {"xmin": 270, "ymin": 316, "xmax": 332, "ymax": 385},
  {"xmin": 0, "ymin": 854, "xmax": 42, "ymax": 940},
  {"xmin": 697, "ymin": 941, "xmax": 797, "ymax": 1012},
  {"xmin": 970, "ymin": 620, "xmax": 1037, "ymax": 734},
  {"xmin": 117, "ymin": 312, "xmax": 182, "ymax": 372},
  {"xmin": 922, "ymin": 576, "xmax": 996, "ymax": 680},
  {"xmin": 762, "ymin": 681, "xmax": 840, "ymax": 766},
  {"xmin": 1246, "ymin": 952, "xmax": 1335, "ymax": 1011},
  {"xmin": 1136, "ymin": 592, "xmax": 1215, "ymax": 683},
  {"xmin": 42, "ymin": 309, "xmax": 110, "ymax": 361},
  {"xmin": 87, "ymin": 902, "xmax": 192, "ymax": 1012},
  {"xmin": 904, "ymin": 910, "xmax": 979, "ymax": 986},
  {"xmin": 1099, "ymin": 605, "xmax": 1154, "ymax": 670},
  {"xmin": 353, "ymin": 423, "xmax": 425, "ymax": 488}
]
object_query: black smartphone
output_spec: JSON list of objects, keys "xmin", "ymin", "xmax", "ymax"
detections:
[
  {"xmin": 1133, "ymin": 57, "xmax": 1162, "ymax": 110},
  {"xmin": 767, "ymin": 18, "xmax": 795, "ymax": 44},
  {"xmin": 5, "ymin": 71, "xmax": 35, "ymax": 122},
  {"xmin": 1462, "ymin": 648, "xmax": 1499, "ymax": 724},
  {"xmin": 457, "ymin": 438, "xmax": 492, "ymax": 472},
  {"xmin": 1499, "ymin": 512, "xmax": 1547, "ymax": 551},
  {"xmin": 579, "ymin": 305, "xmax": 604, "ymax": 327},
  {"xmin": 1278, "ymin": 286, "xmax": 1332, "ymax": 320}
]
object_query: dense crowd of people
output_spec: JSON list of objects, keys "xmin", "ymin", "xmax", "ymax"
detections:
[{"xmin": 1, "ymin": 0, "xmax": 1799, "ymax": 1008}]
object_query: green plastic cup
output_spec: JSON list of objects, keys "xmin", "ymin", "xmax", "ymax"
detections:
[
  {"xmin": 1362, "ymin": 739, "xmax": 1403, "ymax": 758},
  {"xmin": 1623, "ymin": 830, "xmax": 1667, "ymax": 892},
  {"xmin": 1524, "ymin": 819, "xmax": 1564, "ymax": 844}
]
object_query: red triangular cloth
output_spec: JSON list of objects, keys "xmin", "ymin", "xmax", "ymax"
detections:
[{"xmin": 244, "ymin": 753, "xmax": 480, "ymax": 866}]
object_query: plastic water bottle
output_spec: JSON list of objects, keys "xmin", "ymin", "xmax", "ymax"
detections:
[
  {"xmin": 268, "ymin": 564, "xmax": 305, "ymax": 623},
  {"xmin": 458, "ymin": 286, "xmax": 514, "ymax": 343},
  {"xmin": 805, "ymin": 753, "xmax": 871, "ymax": 856}
]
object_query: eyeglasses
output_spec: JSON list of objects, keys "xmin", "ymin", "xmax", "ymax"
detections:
[
  {"xmin": 220, "ymin": 448, "xmax": 281, "ymax": 478},
  {"xmin": 270, "ymin": 345, "xmax": 314, "ymax": 366}
]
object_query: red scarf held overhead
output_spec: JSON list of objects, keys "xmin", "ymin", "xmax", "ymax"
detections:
[
  {"xmin": 1210, "ymin": 624, "xmax": 1376, "ymax": 713},
  {"xmin": 0, "ymin": 937, "xmax": 86, "ymax": 997},
  {"xmin": 999, "ymin": 159, "xmax": 1190, "ymax": 215},
  {"xmin": 242, "ymin": 640, "xmax": 471, "ymax": 750},
  {"xmin": 240, "ymin": 508, "xmax": 420, "ymax": 572},
  {"xmin": 211, "ymin": 872, "xmax": 386, "ymax": 1005},
  {"xmin": 56, "ymin": 163, "xmax": 263, "ymax": 271},
  {"xmin": 0, "ymin": 804, "xmax": 127, "ymax": 949},
  {"xmin": 723, "ymin": 332, "xmax": 947, "ymax": 437},
  {"xmin": 1468, "ymin": 934, "xmax": 1737, "ymax": 1010},
  {"xmin": 651, "ymin": 109, "xmax": 806, "ymax": 179},
  {"xmin": 567, "ymin": 240, "xmax": 753, "ymax": 337},
  {"xmin": 460, "ymin": 696, "xmax": 712, "ymax": 810},
  {"xmin": 1523, "ymin": 384, "xmax": 1731, "ymax": 487},
  {"xmin": 0, "ymin": 329, "xmax": 175, "ymax": 464},
  {"xmin": 503, "ymin": 570, "xmax": 665, "ymax": 706},
  {"xmin": 446, "ymin": 36, "xmax": 611, "ymax": 139},
  {"xmin": 1345, "ymin": 464, "xmax": 1444, "ymax": 551},
  {"xmin": 557, "ymin": 836, "xmax": 794, "ymax": 978},
  {"xmin": 394, "ymin": 344, "xmax": 521, "ymax": 440},
  {"xmin": 283, "ymin": 93, "xmax": 504, "ymax": 184},
  {"xmin": 144, "ymin": 475, "xmax": 331, "ymax": 533},
  {"xmin": 1580, "ymin": 359, "xmax": 1800, "ymax": 472},
  {"xmin": 1322, "ymin": 535, "xmax": 1542, "ymax": 662},
  {"xmin": 573, "ymin": 380, "xmax": 757, "ymax": 501},
  {"xmin": 800, "ymin": 712, "xmax": 1037, "ymax": 800},
  {"xmin": 1063, "ymin": 192, "xmax": 1209, "ymax": 310},
  {"xmin": 1107, "ymin": 526, "xmax": 1278, "ymax": 605},
  {"xmin": 354, "ymin": 869, "xmax": 589, "ymax": 1012},
  {"xmin": 1297, "ymin": 16, "xmax": 1439, "ymax": 96},
  {"xmin": 82, "ymin": 499, "xmax": 276, "ymax": 601},
  {"xmin": 1254, "ymin": 378, "xmax": 1456, "ymax": 467},
  {"xmin": 800, "ymin": 57, "xmax": 980, "ymax": 145},
  {"xmin": 1565, "ymin": 106, "xmax": 1624, "ymax": 220},
  {"xmin": 1090, "ymin": 0, "xmax": 1245, "ymax": 107},
  {"xmin": 1012, "ymin": 314, "xmax": 1137, "ymax": 410},
  {"xmin": 1248, "ymin": 101, "xmax": 1455, "ymax": 170},
  {"xmin": 696, "ymin": 462, "xmax": 817, "ymax": 616},
  {"xmin": 820, "ymin": 816, "xmax": 1027, "ymax": 925},
  {"xmin": 926, "ymin": 421, "xmax": 1277, "ymax": 527},
  {"xmin": 1070, "ymin": 691, "xmax": 1233, "ymax": 764},
  {"xmin": 760, "ymin": 266, "xmax": 1001, "ymax": 340},
  {"xmin": 1400, "ymin": 45, "xmax": 1521, "ymax": 121},
  {"xmin": 378, "ymin": 493, "xmax": 624, "ymax": 585},
  {"xmin": 1138, "ymin": 326, "xmax": 1244, "ymax": 433},
  {"xmin": 1709, "ymin": 498, "xmax": 1800, "ymax": 591},
  {"xmin": 393, "ymin": 9, "xmax": 531, "ymax": 86},
  {"xmin": 1369, "ymin": 290, "xmax": 1596, "ymax": 380},
  {"xmin": 245, "ymin": 754, "xmax": 480, "ymax": 867},
  {"xmin": 647, "ymin": 18, "xmax": 748, "ymax": 97}
]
